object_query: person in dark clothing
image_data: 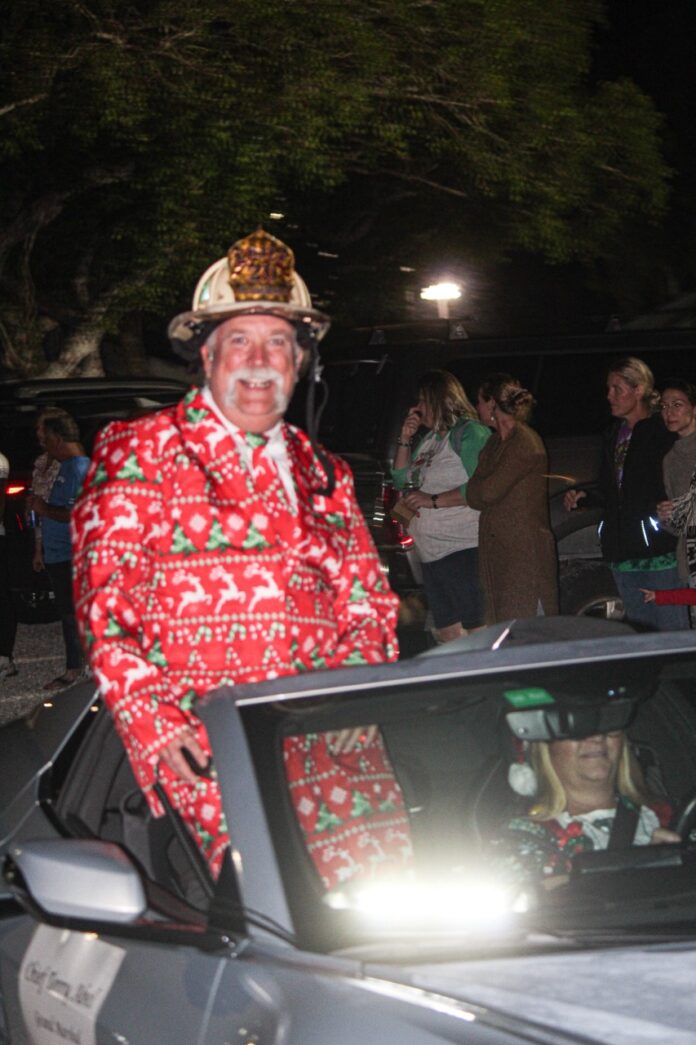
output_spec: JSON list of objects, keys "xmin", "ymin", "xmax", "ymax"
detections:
[
  {"xmin": 563, "ymin": 357, "xmax": 689, "ymax": 631},
  {"xmin": 28, "ymin": 412, "xmax": 90, "ymax": 689}
]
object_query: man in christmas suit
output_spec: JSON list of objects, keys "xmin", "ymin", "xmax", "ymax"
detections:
[{"xmin": 72, "ymin": 229, "xmax": 411, "ymax": 888}]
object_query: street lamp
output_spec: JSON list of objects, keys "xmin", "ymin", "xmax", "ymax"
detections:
[{"xmin": 420, "ymin": 281, "xmax": 462, "ymax": 319}]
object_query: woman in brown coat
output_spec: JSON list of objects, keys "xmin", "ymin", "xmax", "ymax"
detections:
[{"xmin": 467, "ymin": 374, "xmax": 558, "ymax": 624}]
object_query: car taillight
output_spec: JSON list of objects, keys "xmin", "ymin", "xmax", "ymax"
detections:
[
  {"xmin": 7, "ymin": 484, "xmax": 27, "ymax": 496},
  {"xmin": 378, "ymin": 482, "xmax": 414, "ymax": 548}
]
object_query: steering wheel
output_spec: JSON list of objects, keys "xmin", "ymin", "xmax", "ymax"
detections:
[{"xmin": 671, "ymin": 789, "xmax": 696, "ymax": 840}]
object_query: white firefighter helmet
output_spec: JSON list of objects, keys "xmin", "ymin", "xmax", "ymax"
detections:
[{"xmin": 168, "ymin": 228, "xmax": 330, "ymax": 358}]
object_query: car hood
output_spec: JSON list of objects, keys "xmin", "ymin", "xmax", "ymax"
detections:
[{"xmin": 364, "ymin": 943, "xmax": 696, "ymax": 1044}]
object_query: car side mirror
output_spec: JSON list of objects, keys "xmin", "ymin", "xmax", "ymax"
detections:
[{"xmin": 4, "ymin": 839, "xmax": 146, "ymax": 924}]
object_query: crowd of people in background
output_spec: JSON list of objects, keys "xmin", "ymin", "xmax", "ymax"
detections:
[
  {"xmin": 392, "ymin": 355, "xmax": 696, "ymax": 640},
  {"xmin": 2, "ymin": 224, "xmax": 696, "ymax": 887},
  {"xmin": 5, "ymin": 351, "xmax": 696, "ymax": 693}
]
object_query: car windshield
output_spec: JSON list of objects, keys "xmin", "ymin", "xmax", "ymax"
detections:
[{"xmin": 228, "ymin": 639, "xmax": 696, "ymax": 957}]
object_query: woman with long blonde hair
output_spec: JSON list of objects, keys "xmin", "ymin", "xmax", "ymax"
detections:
[
  {"xmin": 492, "ymin": 730, "xmax": 679, "ymax": 880},
  {"xmin": 392, "ymin": 369, "xmax": 491, "ymax": 643}
]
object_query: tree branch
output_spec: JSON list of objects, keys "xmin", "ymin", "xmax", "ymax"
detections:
[{"xmin": 0, "ymin": 94, "xmax": 48, "ymax": 118}]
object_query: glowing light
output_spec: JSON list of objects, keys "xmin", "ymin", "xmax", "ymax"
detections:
[
  {"xmin": 269, "ymin": 212, "xmax": 285, "ymax": 220},
  {"xmin": 420, "ymin": 282, "xmax": 462, "ymax": 302},
  {"xmin": 326, "ymin": 877, "xmax": 528, "ymax": 930}
]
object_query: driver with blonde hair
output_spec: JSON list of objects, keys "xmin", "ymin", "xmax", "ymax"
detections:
[{"xmin": 491, "ymin": 729, "xmax": 680, "ymax": 880}]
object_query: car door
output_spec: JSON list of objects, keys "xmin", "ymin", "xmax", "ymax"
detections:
[
  {"xmin": 1, "ymin": 914, "xmax": 231, "ymax": 1045},
  {"xmin": 0, "ymin": 704, "xmax": 237, "ymax": 1045}
]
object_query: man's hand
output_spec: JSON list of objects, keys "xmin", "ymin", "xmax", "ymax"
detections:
[
  {"xmin": 32, "ymin": 547, "xmax": 45, "ymax": 572},
  {"xmin": 640, "ymin": 588, "xmax": 656, "ymax": 603},
  {"xmin": 563, "ymin": 489, "xmax": 586, "ymax": 512},
  {"xmin": 28, "ymin": 494, "xmax": 49, "ymax": 518},
  {"xmin": 159, "ymin": 730, "xmax": 210, "ymax": 785}
]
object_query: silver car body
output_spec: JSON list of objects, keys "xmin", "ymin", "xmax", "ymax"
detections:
[{"xmin": 3, "ymin": 624, "xmax": 696, "ymax": 1043}]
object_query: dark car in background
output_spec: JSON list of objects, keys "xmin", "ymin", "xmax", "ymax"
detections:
[
  {"xmin": 293, "ymin": 322, "xmax": 696, "ymax": 633},
  {"xmin": 0, "ymin": 378, "xmax": 188, "ymax": 623}
]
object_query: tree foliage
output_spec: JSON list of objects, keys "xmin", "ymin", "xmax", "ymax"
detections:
[{"xmin": 0, "ymin": 0, "xmax": 670, "ymax": 374}]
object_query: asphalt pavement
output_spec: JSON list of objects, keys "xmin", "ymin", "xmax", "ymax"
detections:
[{"xmin": 0, "ymin": 622, "xmax": 69, "ymax": 726}]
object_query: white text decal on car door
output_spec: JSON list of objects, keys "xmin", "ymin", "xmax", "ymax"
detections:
[{"xmin": 18, "ymin": 925, "xmax": 125, "ymax": 1045}]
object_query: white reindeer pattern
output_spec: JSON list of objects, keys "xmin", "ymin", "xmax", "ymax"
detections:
[
  {"xmin": 244, "ymin": 563, "xmax": 284, "ymax": 611},
  {"xmin": 172, "ymin": 570, "xmax": 213, "ymax": 616},
  {"xmin": 105, "ymin": 647, "xmax": 158, "ymax": 693},
  {"xmin": 209, "ymin": 565, "xmax": 246, "ymax": 613},
  {"xmin": 79, "ymin": 503, "xmax": 103, "ymax": 541},
  {"xmin": 103, "ymin": 495, "xmax": 140, "ymax": 539}
]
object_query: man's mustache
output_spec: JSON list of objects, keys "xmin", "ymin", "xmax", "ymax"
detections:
[{"xmin": 224, "ymin": 367, "xmax": 289, "ymax": 412}]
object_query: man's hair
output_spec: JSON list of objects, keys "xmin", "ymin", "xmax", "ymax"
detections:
[
  {"xmin": 527, "ymin": 735, "xmax": 649, "ymax": 820},
  {"xmin": 417, "ymin": 369, "xmax": 478, "ymax": 433},
  {"xmin": 39, "ymin": 410, "xmax": 80, "ymax": 443}
]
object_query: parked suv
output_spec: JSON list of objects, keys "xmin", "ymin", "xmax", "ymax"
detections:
[
  {"xmin": 291, "ymin": 322, "xmax": 696, "ymax": 632},
  {"xmin": 0, "ymin": 378, "xmax": 188, "ymax": 623}
]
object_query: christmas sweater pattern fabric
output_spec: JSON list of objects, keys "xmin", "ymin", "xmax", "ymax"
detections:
[
  {"xmin": 488, "ymin": 794, "xmax": 671, "ymax": 881},
  {"xmin": 72, "ymin": 387, "xmax": 409, "ymax": 885}
]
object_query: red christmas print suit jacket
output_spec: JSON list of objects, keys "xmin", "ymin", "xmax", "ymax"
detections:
[{"xmin": 71, "ymin": 387, "xmax": 410, "ymax": 883}]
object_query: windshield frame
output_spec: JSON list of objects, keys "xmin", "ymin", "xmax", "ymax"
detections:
[{"xmin": 200, "ymin": 632, "xmax": 696, "ymax": 955}]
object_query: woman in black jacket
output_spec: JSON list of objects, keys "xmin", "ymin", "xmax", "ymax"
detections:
[{"xmin": 564, "ymin": 357, "xmax": 689, "ymax": 631}]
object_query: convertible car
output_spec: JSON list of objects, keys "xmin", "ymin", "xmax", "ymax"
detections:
[{"xmin": 3, "ymin": 619, "xmax": 696, "ymax": 1043}]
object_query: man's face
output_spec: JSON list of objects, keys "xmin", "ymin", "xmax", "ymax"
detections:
[
  {"xmin": 201, "ymin": 314, "xmax": 300, "ymax": 433},
  {"xmin": 36, "ymin": 421, "xmax": 60, "ymax": 459}
]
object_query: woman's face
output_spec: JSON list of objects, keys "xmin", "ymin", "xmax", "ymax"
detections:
[
  {"xmin": 416, "ymin": 396, "xmax": 434, "ymax": 429},
  {"xmin": 606, "ymin": 373, "xmax": 644, "ymax": 422},
  {"xmin": 549, "ymin": 731, "xmax": 623, "ymax": 794},
  {"xmin": 477, "ymin": 392, "xmax": 495, "ymax": 427},
  {"xmin": 660, "ymin": 387, "xmax": 696, "ymax": 438}
]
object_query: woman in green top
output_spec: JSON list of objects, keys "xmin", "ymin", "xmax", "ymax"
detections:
[{"xmin": 392, "ymin": 370, "xmax": 490, "ymax": 643}]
